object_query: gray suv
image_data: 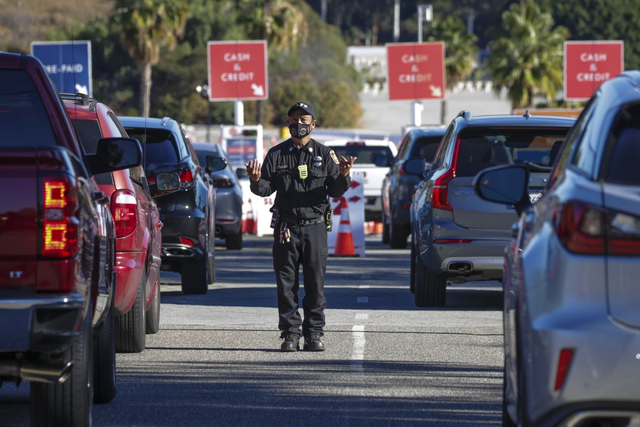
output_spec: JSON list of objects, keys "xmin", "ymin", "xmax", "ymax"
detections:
[{"xmin": 405, "ymin": 111, "xmax": 575, "ymax": 307}]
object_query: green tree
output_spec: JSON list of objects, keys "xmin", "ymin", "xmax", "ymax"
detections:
[
  {"xmin": 486, "ymin": 2, "xmax": 569, "ymax": 109},
  {"xmin": 113, "ymin": 0, "xmax": 190, "ymax": 117},
  {"xmin": 426, "ymin": 16, "xmax": 478, "ymax": 124}
]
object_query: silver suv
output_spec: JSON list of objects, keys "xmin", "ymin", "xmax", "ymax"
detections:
[{"xmin": 405, "ymin": 111, "xmax": 575, "ymax": 307}]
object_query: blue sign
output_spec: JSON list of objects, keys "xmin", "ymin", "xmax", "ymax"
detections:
[
  {"xmin": 225, "ymin": 138, "xmax": 258, "ymax": 167},
  {"xmin": 31, "ymin": 41, "xmax": 92, "ymax": 96}
]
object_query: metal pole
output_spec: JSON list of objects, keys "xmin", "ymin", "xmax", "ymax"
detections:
[
  {"xmin": 393, "ymin": 0, "xmax": 400, "ymax": 42},
  {"xmin": 235, "ymin": 100, "xmax": 245, "ymax": 126}
]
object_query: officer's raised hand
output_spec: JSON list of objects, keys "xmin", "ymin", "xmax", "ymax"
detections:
[
  {"xmin": 245, "ymin": 159, "xmax": 262, "ymax": 182},
  {"xmin": 339, "ymin": 155, "xmax": 357, "ymax": 177}
]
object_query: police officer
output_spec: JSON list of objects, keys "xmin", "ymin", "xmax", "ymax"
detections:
[{"xmin": 245, "ymin": 102, "xmax": 356, "ymax": 352}]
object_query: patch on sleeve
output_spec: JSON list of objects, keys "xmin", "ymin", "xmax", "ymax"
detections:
[{"xmin": 329, "ymin": 150, "xmax": 340, "ymax": 165}]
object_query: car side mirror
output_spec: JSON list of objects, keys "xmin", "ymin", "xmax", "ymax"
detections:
[
  {"xmin": 87, "ymin": 137, "xmax": 142, "ymax": 175},
  {"xmin": 236, "ymin": 167, "xmax": 249, "ymax": 180},
  {"xmin": 403, "ymin": 157, "xmax": 427, "ymax": 177},
  {"xmin": 473, "ymin": 164, "xmax": 530, "ymax": 215},
  {"xmin": 206, "ymin": 155, "xmax": 227, "ymax": 172},
  {"xmin": 150, "ymin": 172, "xmax": 181, "ymax": 198},
  {"xmin": 373, "ymin": 155, "xmax": 391, "ymax": 167}
]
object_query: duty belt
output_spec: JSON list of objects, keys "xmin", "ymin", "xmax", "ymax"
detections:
[{"xmin": 279, "ymin": 214, "xmax": 324, "ymax": 227}]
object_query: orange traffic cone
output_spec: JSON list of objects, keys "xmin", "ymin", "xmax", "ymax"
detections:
[
  {"xmin": 334, "ymin": 198, "xmax": 356, "ymax": 256},
  {"xmin": 244, "ymin": 199, "xmax": 257, "ymax": 235}
]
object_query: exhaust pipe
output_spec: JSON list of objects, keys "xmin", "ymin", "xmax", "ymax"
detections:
[
  {"xmin": 0, "ymin": 360, "xmax": 73, "ymax": 384},
  {"xmin": 448, "ymin": 262, "xmax": 473, "ymax": 273}
]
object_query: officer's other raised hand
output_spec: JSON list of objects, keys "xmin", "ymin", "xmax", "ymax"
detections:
[
  {"xmin": 246, "ymin": 159, "xmax": 262, "ymax": 182},
  {"xmin": 339, "ymin": 156, "xmax": 357, "ymax": 176}
]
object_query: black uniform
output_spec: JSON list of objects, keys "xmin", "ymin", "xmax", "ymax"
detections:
[{"xmin": 250, "ymin": 138, "xmax": 350, "ymax": 338}]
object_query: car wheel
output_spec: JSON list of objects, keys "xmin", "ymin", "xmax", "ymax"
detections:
[
  {"xmin": 182, "ymin": 256, "xmax": 208, "ymax": 295},
  {"xmin": 31, "ymin": 302, "xmax": 93, "ymax": 427},
  {"xmin": 207, "ymin": 240, "xmax": 216, "ymax": 285},
  {"xmin": 145, "ymin": 279, "xmax": 161, "ymax": 334},
  {"xmin": 389, "ymin": 221, "xmax": 408, "ymax": 249},
  {"xmin": 410, "ymin": 242, "xmax": 416, "ymax": 294},
  {"xmin": 115, "ymin": 273, "xmax": 146, "ymax": 353},
  {"xmin": 381, "ymin": 211, "xmax": 390, "ymax": 244},
  {"xmin": 93, "ymin": 291, "xmax": 117, "ymax": 403},
  {"xmin": 414, "ymin": 255, "xmax": 446, "ymax": 307},
  {"xmin": 226, "ymin": 232, "xmax": 243, "ymax": 250}
]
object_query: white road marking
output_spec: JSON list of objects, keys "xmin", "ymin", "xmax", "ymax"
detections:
[
  {"xmin": 351, "ymin": 325, "xmax": 365, "ymax": 372},
  {"xmin": 355, "ymin": 313, "xmax": 369, "ymax": 320}
]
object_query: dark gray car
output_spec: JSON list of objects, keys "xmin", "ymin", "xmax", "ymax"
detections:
[
  {"xmin": 406, "ymin": 111, "xmax": 575, "ymax": 307},
  {"xmin": 192, "ymin": 142, "xmax": 243, "ymax": 250},
  {"xmin": 381, "ymin": 126, "xmax": 446, "ymax": 248}
]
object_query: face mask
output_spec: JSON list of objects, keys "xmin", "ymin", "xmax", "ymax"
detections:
[{"xmin": 289, "ymin": 123, "xmax": 311, "ymax": 138}]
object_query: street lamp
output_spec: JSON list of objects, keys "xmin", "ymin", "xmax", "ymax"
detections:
[
  {"xmin": 196, "ymin": 85, "xmax": 211, "ymax": 142},
  {"xmin": 413, "ymin": 4, "xmax": 433, "ymax": 126}
]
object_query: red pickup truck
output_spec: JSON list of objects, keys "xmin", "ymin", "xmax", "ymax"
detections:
[{"xmin": 0, "ymin": 52, "xmax": 142, "ymax": 426}]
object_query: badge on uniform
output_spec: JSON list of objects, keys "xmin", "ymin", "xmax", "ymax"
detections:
[
  {"xmin": 298, "ymin": 164, "xmax": 308, "ymax": 179},
  {"xmin": 313, "ymin": 155, "xmax": 322, "ymax": 167},
  {"xmin": 329, "ymin": 150, "xmax": 340, "ymax": 165}
]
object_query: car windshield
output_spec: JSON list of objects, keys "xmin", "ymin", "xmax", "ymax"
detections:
[
  {"xmin": 125, "ymin": 128, "xmax": 180, "ymax": 165},
  {"xmin": 455, "ymin": 127, "xmax": 569, "ymax": 177},
  {"xmin": 0, "ymin": 70, "xmax": 57, "ymax": 147},
  {"xmin": 327, "ymin": 144, "xmax": 394, "ymax": 164}
]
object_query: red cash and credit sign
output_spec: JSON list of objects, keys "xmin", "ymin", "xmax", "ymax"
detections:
[
  {"xmin": 207, "ymin": 40, "xmax": 268, "ymax": 101},
  {"xmin": 564, "ymin": 41, "xmax": 624, "ymax": 101},
  {"xmin": 386, "ymin": 42, "xmax": 445, "ymax": 101}
]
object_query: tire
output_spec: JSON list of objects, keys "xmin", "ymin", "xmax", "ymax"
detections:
[
  {"xmin": 502, "ymin": 364, "xmax": 517, "ymax": 427},
  {"xmin": 31, "ymin": 304, "xmax": 93, "ymax": 427},
  {"xmin": 181, "ymin": 256, "xmax": 208, "ymax": 295},
  {"xmin": 410, "ymin": 242, "xmax": 416, "ymax": 294},
  {"xmin": 225, "ymin": 232, "xmax": 243, "ymax": 250},
  {"xmin": 389, "ymin": 220, "xmax": 408, "ymax": 249},
  {"xmin": 115, "ymin": 273, "xmax": 146, "ymax": 353},
  {"xmin": 145, "ymin": 279, "xmax": 161, "ymax": 334},
  {"xmin": 381, "ymin": 211, "xmax": 390, "ymax": 244},
  {"xmin": 93, "ymin": 293, "xmax": 117, "ymax": 403},
  {"xmin": 207, "ymin": 246, "xmax": 216, "ymax": 285},
  {"xmin": 414, "ymin": 255, "xmax": 446, "ymax": 307}
]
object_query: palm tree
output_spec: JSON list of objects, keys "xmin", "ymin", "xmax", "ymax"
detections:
[
  {"xmin": 486, "ymin": 2, "xmax": 569, "ymax": 109},
  {"xmin": 113, "ymin": 0, "xmax": 190, "ymax": 117},
  {"xmin": 426, "ymin": 16, "xmax": 478, "ymax": 124}
]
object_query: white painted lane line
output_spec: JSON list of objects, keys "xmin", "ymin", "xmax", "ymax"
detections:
[
  {"xmin": 359, "ymin": 284, "xmax": 370, "ymax": 289},
  {"xmin": 351, "ymin": 325, "xmax": 365, "ymax": 372},
  {"xmin": 355, "ymin": 313, "xmax": 369, "ymax": 320},
  {"xmin": 357, "ymin": 296, "xmax": 369, "ymax": 303}
]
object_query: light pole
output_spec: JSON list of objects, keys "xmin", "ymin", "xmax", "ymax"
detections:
[
  {"xmin": 196, "ymin": 85, "xmax": 211, "ymax": 142},
  {"xmin": 413, "ymin": 4, "xmax": 433, "ymax": 126}
]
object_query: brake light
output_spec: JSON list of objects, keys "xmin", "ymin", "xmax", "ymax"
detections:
[
  {"xmin": 42, "ymin": 178, "xmax": 78, "ymax": 258},
  {"xmin": 147, "ymin": 177, "xmax": 156, "ymax": 184},
  {"xmin": 180, "ymin": 237, "xmax": 195, "ymax": 246},
  {"xmin": 213, "ymin": 178, "xmax": 234, "ymax": 188},
  {"xmin": 398, "ymin": 160, "xmax": 408, "ymax": 175},
  {"xmin": 111, "ymin": 190, "xmax": 138, "ymax": 237},
  {"xmin": 555, "ymin": 201, "xmax": 640, "ymax": 255},
  {"xmin": 346, "ymin": 141, "xmax": 365, "ymax": 146},
  {"xmin": 180, "ymin": 169, "xmax": 194, "ymax": 182},
  {"xmin": 432, "ymin": 169, "xmax": 455, "ymax": 211},
  {"xmin": 554, "ymin": 348, "xmax": 574, "ymax": 391}
]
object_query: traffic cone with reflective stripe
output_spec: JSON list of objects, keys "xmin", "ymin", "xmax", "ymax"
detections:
[{"xmin": 334, "ymin": 197, "xmax": 355, "ymax": 256}]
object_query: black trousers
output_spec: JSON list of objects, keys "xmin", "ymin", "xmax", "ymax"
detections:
[{"xmin": 272, "ymin": 221, "xmax": 327, "ymax": 338}]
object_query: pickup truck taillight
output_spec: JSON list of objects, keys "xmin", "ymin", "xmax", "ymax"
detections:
[
  {"xmin": 111, "ymin": 190, "xmax": 138, "ymax": 237},
  {"xmin": 42, "ymin": 178, "xmax": 78, "ymax": 258}
]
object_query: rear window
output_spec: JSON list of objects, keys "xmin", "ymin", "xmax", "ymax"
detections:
[
  {"xmin": 455, "ymin": 128, "xmax": 569, "ymax": 177},
  {"xmin": 408, "ymin": 136, "xmax": 443, "ymax": 162},
  {"xmin": 603, "ymin": 103, "xmax": 640, "ymax": 185},
  {"xmin": 327, "ymin": 144, "xmax": 394, "ymax": 165},
  {"xmin": 125, "ymin": 128, "xmax": 180, "ymax": 165},
  {"xmin": 0, "ymin": 69, "xmax": 57, "ymax": 147}
]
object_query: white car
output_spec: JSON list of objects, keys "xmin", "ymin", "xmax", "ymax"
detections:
[{"xmin": 322, "ymin": 138, "xmax": 398, "ymax": 222}]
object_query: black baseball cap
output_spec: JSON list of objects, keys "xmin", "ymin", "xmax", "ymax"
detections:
[{"xmin": 287, "ymin": 102, "xmax": 315, "ymax": 119}]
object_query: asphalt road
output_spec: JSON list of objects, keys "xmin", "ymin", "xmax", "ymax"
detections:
[{"xmin": 0, "ymin": 235, "xmax": 504, "ymax": 426}]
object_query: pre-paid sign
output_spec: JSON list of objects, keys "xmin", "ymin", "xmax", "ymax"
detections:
[
  {"xmin": 386, "ymin": 42, "xmax": 445, "ymax": 101},
  {"xmin": 564, "ymin": 41, "xmax": 624, "ymax": 101},
  {"xmin": 207, "ymin": 40, "xmax": 268, "ymax": 101}
]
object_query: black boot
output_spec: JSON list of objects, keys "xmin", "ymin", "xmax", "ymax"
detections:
[
  {"xmin": 304, "ymin": 334, "xmax": 325, "ymax": 351},
  {"xmin": 280, "ymin": 334, "xmax": 300, "ymax": 352}
]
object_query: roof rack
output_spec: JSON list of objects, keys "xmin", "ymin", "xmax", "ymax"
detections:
[{"xmin": 59, "ymin": 92, "xmax": 92, "ymax": 106}]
